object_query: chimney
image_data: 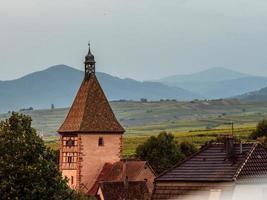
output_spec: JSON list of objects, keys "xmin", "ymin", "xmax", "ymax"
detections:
[{"xmin": 225, "ymin": 135, "xmax": 235, "ymax": 160}]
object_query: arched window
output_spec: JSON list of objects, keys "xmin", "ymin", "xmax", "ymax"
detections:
[{"xmin": 98, "ymin": 137, "xmax": 104, "ymax": 146}]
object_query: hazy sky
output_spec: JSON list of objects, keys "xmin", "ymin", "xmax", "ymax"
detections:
[{"xmin": 1, "ymin": 0, "xmax": 267, "ymax": 81}]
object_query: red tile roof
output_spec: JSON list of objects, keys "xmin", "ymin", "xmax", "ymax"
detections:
[
  {"xmin": 88, "ymin": 160, "xmax": 155, "ymax": 195},
  {"xmin": 58, "ymin": 74, "xmax": 125, "ymax": 133},
  {"xmin": 98, "ymin": 181, "xmax": 149, "ymax": 200}
]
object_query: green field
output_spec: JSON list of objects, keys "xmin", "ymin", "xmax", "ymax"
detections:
[
  {"xmin": 1, "ymin": 99, "xmax": 264, "ymax": 156},
  {"xmin": 44, "ymin": 127, "xmax": 254, "ymax": 157}
]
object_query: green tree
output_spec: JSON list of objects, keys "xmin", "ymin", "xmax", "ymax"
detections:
[
  {"xmin": 250, "ymin": 119, "xmax": 267, "ymax": 139},
  {"xmin": 0, "ymin": 112, "xmax": 90, "ymax": 200},
  {"xmin": 179, "ymin": 141, "xmax": 198, "ymax": 157},
  {"xmin": 136, "ymin": 132, "xmax": 183, "ymax": 174}
]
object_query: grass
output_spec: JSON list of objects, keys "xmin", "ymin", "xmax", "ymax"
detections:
[
  {"xmin": 1, "ymin": 99, "xmax": 267, "ymax": 137},
  {"xmin": 1, "ymin": 99, "xmax": 264, "ymax": 156},
  {"xmin": 122, "ymin": 127, "xmax": 254, "ymax": 156},
  {"xmin": 45, "ymin": 127, "xmax": 255, "ymax": 157}
]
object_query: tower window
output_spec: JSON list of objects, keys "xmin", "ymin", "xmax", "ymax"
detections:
[
  {"xmin": 71, "ymin": 176, "xmax": 74, "ymax": 185},
  {"xmin": 67, "ymin": 156, "xmax": 73, "ymax": 163},
  {"xmin": 98, "ymin": 137, "xmax": 104, "ymax": 146},
  {"xmin": 66, "ymin": 138, "xmax": 75, "ymax": 148}
]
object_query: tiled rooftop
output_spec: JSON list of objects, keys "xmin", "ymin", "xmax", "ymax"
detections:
[
  {"xmin": 98, "ymin": 181, "xmax": 149, "ymax": 200},
  {"xmin": 58, "ymin": 74, "xmax": 124, "ymax": 133},
  {"xmin": 88, "ymin": 160, "xmax": 154, "ymax": 195},
  {"xmin": 156, "ymin": 143, "xmax": 256, "ymax": 182},
  {"xmin": 153, "ymin": 142, "xmax": 267, "ymax": 200}
]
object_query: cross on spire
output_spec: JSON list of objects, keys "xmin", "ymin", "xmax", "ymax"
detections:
[{"xmin": 88, "ymin": 41, "xmax": 91, "ymax": 54}]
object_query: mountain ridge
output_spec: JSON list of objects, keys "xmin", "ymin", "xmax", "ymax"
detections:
[
  {"xmin": 237, "ymin": 86, "xmax": 267, "ymax": 101},
  {"xmin": 0, "ymin": 65, "xmax": 200, "ymax": 113},
  {"xmin": 157, "ymin": 67, "xmax": 267, "ymax": 99},
  {"xmin": 159, "ymin": 67, "xmax": 249, "ymax": 83}
]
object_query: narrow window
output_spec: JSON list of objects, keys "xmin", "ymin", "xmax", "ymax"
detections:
[
  {"xmin": 67, "ymin": 156, "xmax": 72, "ymax": 163},
  {"xmin": 71, "ymin": 176, "xmax": 74, "ymax": 184},
  {"xmin": 98, "ymin": 137, "xmax": 104, "ymax": 146}
]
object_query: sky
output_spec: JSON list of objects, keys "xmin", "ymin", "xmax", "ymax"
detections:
[{"xmin": 1, "ymin": 0, "xmax": 267, "ymax": 81}]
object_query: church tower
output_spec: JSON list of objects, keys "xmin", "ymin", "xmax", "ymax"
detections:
[{"xmin": 58, "ymin": 44, "xmax": 125, "ymax": 191}]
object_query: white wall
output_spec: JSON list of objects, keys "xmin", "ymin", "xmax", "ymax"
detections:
[{"xmin": 232, "ymin": 184, "xmax": 267, "ymax": 200}]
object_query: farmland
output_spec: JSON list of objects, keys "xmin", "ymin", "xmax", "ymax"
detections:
[{"xmin": 0, "ymin": 99, "xmax": 266, "ymax": 156}]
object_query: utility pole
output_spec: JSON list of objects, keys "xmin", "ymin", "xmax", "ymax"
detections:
[
  {"xmin": 231, "ymin": 121, "xmax": 234, "ymax": 136},
  {"xmin": 224, "ymin": 122, "xmax": 234, "ymax": 136}
]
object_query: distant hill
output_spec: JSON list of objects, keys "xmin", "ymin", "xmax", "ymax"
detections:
[
  {"xmin": 0, "ymin": 65, "xmax": 200, "ymax": 112},
  {"xmin": 158, "ymin": 67, "xmax": 267, "ymax": 99},
  {"xmin": 159, "ymin": 67, "xmax": 248, "ymax": 83},
  {"xmin": 237, "ymin": 86, "xmax": 267, "ymax": 101}
]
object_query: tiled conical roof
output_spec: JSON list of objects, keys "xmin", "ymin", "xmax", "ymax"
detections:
[{"xmin": 58, "ymin": 74, "xmax": 125, "ymax": 133}]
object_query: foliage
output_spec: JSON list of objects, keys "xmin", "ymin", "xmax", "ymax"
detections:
[
  {"xmin": 256, "ymin": 136, "xmax": 267, "ymax": 147},
  {"xmin": 250, "ymin": 119, "xmax": 267, "ymax": 139},
  {"xmin": 136, "ymin": 132, "xmax": 197, "ymax": 174},
  {"xmin": 179, "ymin": 141, "xmax": 198, "ymax": 157},
  {"xmin": 0, "ymin": 112, "xmax": 91, "ymax": 200}
]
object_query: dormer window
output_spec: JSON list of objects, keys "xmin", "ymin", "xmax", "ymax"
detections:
[{"xmin": 98, "ymin": 137, "xmax": 104, "ymax": 146}]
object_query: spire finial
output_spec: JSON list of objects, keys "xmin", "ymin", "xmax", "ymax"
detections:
[{"xmin": 88, "ymin": 41, "xmax": 91, "ymax": 54}]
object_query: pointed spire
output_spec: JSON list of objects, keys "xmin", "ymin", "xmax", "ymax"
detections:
[{"xmin": 84, "ymin": 42, "xmax": 96, "ymax": 79}]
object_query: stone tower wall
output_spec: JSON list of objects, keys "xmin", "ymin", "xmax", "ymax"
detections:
[{"xmin": 79, "ymin": 133, "xmax": 122, "ymax": 191}]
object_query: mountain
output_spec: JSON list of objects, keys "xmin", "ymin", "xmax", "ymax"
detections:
[
  {"xmin": 158, "ymin": 67, "xmax": 267, "ymax": 99},
  {"xmin": 172, "ymin": 76, "xmax": 267, "ymax": 99},
  {"xmin": 237, "ymin": 86, "xmax": 267, "ymax": 101},
  {"xmin": 0, "ymin": 65, "xmax": 200, "ymax": 113},
  {"xmin": 159, "ymin": 67, "xmax": 248, "ymax": 83}
]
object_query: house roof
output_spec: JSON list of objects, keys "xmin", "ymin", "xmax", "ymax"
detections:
[
  {"xmin": 236, "ymin": 144, "xmax": 267, "ymax": 183},
  {"xmin": 153, "ymin": 143, "xmax": 267, "ymax": 200},
  {"xmin": 98, "ymin": 181, "xmax": 149, "ymax": 200},
  {"xmin": 58, "ymin": 74, "xmax": 125, "ymax": 133},
  {"xmin": 156, "ymin": 143, "xmax": 267, "ymax": 182},
  {"xmin": 88, "ymin": 160, "xmax": 155, "ymax": 195}
]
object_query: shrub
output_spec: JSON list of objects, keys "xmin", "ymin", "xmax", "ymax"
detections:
[
  {"xmin": 136, "ymin": 132, "xmax": 197, "ymax": 174},
  {"xmin": 250, "ymin": 119, "xmax": 267, "ymax": 139},
  {"xmin": 180, "ymin": 141, "xmax": 198, "ymax": 157}
]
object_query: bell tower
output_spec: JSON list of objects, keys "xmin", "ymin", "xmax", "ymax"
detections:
[
  {"xmin": 84, "ymin": 42, "xmax": 96, "ymax": 78},
  {"xmin": 58, "ymin": 44, "xmax": 125, "ymax": 191}
]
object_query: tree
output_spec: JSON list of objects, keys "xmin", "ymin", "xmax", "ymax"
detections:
[
  {"xmin": 136, "ymin": 132, "xmax": 183, "ymax": 174},
  {"xmin": 140, "ymin": 98, "xmax": 148, "ymax": 103},
  {"xmin": 0, "ymin": 112, "xmax": 90, "ymax": 199},
  {"xmin": 250, "ymin": 119, "xmax": 267, "ymax": 139},
  {"xmin": 179, "ymin": 141, "xmax": 198, "ymax": 157},
  {"xmin": 256, "ymin": 136, "xmax": 267, "ymax": 147}
]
